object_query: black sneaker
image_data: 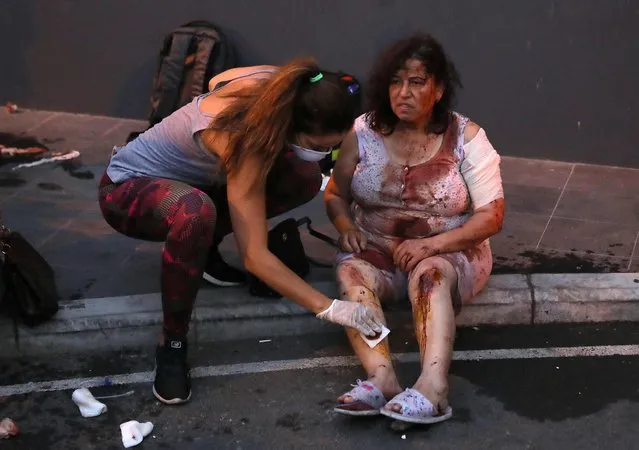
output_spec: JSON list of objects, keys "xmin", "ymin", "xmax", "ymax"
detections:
[
  {"xmin": 153, "ymin": 339, "xmax": 192, "ymax": 405},
  {"xmin": 202, "ymin": 247, "xmax": 246, "ymax": 287}
]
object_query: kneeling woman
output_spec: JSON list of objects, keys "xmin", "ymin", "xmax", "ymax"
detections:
[{"xmin": 99, "ymin": 59, "xmax": 384, "ymax": 405}]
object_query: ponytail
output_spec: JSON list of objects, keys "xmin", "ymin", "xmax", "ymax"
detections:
[{"xmin": 207, "ymin": 57, "xmax": 320, "ymax": 186}]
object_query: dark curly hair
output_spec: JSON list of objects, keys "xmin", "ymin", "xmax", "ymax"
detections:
[{"xmin": 366, "ymin": 33, "xmax": 462, "ymax": 135}]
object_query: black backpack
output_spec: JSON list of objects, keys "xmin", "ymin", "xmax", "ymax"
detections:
[{"xmin": 127, "ymin": 20, "xmax": 237, "ymax": 142}]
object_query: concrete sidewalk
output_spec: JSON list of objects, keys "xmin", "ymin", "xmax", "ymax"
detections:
[{"xmin": 1, "ymin": 108, "xmax": 638, "ymax": 351}]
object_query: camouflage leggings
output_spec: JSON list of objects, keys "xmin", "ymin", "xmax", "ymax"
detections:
[{"xmin": 98, "ymin": 151, "xmax": 322, "ymax": 338}]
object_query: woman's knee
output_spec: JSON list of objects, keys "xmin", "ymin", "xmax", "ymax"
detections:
[
  {"xmin": 408, "ymin": 257, "xmax": 457, "ymax": 304},
  {"xmin": 336, "ymin": 259, "xmax": 384, "ymax": 298},
  {"xmin": 166, "ymin": 189, "xmax": 217, "ymax": 244}
]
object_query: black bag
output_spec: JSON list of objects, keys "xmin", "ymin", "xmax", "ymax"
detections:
[
  {"xmin": 127, "ymin": 20, "xmax": 237, "ymax": 142},
  {"xmin": 248, "ymin": 217, "xmax": 338, "ymax": 298},
  {"xmin": 0, "ymin": 219, "xmax": 60, "ymax": 330}
]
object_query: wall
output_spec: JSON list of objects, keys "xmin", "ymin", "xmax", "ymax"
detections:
[{"xmin": 1, "ymin": 0, "xmax": 638, "ymax": 167}]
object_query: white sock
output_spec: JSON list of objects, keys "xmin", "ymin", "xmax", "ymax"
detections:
[
  {"xmin": 71, "ymin": 388, "xmax": 107, "ymax": 418},
  {"xmin": 120, "ymin": 420, "xmax": 154, "ymax": 448}
]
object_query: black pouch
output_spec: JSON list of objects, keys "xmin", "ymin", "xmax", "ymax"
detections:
[{"xmin": 248, "ymin": 217, "xmax": 337, "ymax": 298}]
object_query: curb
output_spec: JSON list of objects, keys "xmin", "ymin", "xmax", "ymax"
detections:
[
  {"xmin": 1, "ymin": 273, "xmax": 638, "ymax": 352},
  {"xmin": 532, "ymin": 273, "xmax": 639, "ymax": 323}
]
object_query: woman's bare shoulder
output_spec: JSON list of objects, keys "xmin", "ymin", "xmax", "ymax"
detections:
[
  {"xmin": 208, "ymin": 65, "xmax": 278, "ymax": 91},
  {"xmin": 463, "ymin": 121, "xmax": 481, "ymax": 144}
]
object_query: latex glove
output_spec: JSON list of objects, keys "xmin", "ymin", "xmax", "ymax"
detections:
[{"xmin": 316, "ymin": 299, "xmax": 383, "ymax": 336}]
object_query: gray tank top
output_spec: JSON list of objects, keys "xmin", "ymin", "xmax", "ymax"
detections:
[{"xmin": 106, "ymin": 69, "xmax": 276, "ymax": 186}]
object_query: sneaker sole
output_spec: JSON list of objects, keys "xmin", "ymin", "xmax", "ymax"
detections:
[
  {"xmin": 202, "ymin": 272, "xmax": 244, "ymax": 287},
  {"xmin": 152, "ymin": 385, "xmax": 192, "ymax": 405}
]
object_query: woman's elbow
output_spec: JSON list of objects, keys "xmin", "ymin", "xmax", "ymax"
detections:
[
  {"xmin": 478, "ymin": 199, "xmax": 504, "ymax": 231},
  {"xmin": 242, "ymin": 253, "xmax": 259, "ymax": 275},
  {"xmin": 323, "ymin": 180, "xmax": 339, "ymax": 203},
  {"xmin": 493, "ymin": 217, "xmax": 504, "ymax": 235},
  {"xmin": 242, "ymin": 247, "xmax": 269, "ymax": 276},
  {"xmin": 488, "ymin": 203, "xmax": 505, "ymax": 235},
  {"xmin": 324, "ymin": 190, "xmax": 345, "ymax": 211},
  {"xmin": 494, "ymin": 200, "xmax": 505, "ymax": 234},
  {"xmin": 323, "ymin": 188, "xmax": 333, "ymax": 207}
]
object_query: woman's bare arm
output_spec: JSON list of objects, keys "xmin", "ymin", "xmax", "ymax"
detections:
[
  {"xmin": 324, "ymin": 130, "xmax": 359, "ymax": 235},
  {"xmin": 226, "ymin": 151, "xmax": 332, "ymax": 314}
]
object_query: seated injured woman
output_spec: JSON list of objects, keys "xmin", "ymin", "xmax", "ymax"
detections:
[{"xmin": 324, "ymin": 34, "xmax": 505, "ymax": 425}]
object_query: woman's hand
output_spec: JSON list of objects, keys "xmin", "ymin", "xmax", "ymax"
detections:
[
  {"xmin": 339, "ymin": 227, "xmax": 367, "ymax": 253},
  {"xmin": 393, "ymin": 237, "xmax": 441, "ymax": 273}
]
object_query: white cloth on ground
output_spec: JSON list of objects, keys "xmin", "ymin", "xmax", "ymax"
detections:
[
  {"xmin": 71, "ymin": 388, "xmax": 108, "ymax": 418},
  {"xmin": 120, "ymin": 420, "xmax": 154, "ymax": 448}
]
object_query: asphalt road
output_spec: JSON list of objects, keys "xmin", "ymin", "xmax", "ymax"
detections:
[{"xmin": 1, "ymin": 323, "xmax": 638, "ymax": 449}]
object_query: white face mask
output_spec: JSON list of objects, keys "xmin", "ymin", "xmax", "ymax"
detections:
[{"xmin": 290, "ymin": 144, "xmax": 332, "ymax": 162}]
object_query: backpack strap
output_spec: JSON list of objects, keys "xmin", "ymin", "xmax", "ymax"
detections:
[
  {"xmin": 180, "ymin": 21, "xmax": 235, "ymax": 95},
  {"xmin": 149, "ymin": 31, "xmax": 194, "ymax": 126},
  {"xmin": 296, "ymin": 217, "xmax": 338, "ymax": 248},
  {"xmin": 295, "ymin": 217, "xmax": 338, "ymax": 269},
  {"xmin": 181, "ymin": 27, "xmax": 219, "ymax": 104},
  {"xmin": 209, "ymin": 28, "xmax": 232, "ymax": 78}
]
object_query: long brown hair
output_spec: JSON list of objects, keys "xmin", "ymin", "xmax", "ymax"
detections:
[{"xmin": 206, "ymin": 57, "xmax": 360, "ymax": 186}]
